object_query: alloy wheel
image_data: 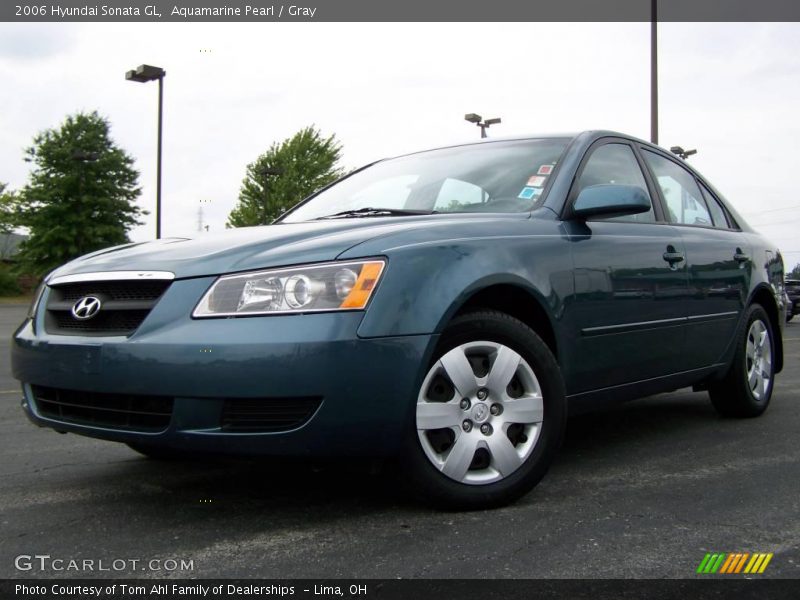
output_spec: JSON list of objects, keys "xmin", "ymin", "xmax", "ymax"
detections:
[
  {"xmin": 745, "ymin": 319, "xmax": 772, "ymax": 401},
  {"xmin": 416, "ymin": 341, "xmax": 544, "ymax": 485}
]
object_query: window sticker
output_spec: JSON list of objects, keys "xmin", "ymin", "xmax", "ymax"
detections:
[
  {"xmin": 518, "ymin": 187, "xmax": 543, "ymax": 200},
  {"xmin": 526, "ymin": 175, "xmax": 546, "ymax": 187},
  {"xmin": 538, "ymin": 165, "xmax": 554, "ymax": 175}
]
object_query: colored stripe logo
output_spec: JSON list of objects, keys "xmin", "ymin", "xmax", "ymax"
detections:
[{"xmin": 696, "ymin": 552, "xmax": 773, "ymax": 574}]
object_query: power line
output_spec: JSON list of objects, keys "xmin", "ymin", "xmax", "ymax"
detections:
[
  {"xmin": 751, "ymin": 217, "xmax": 800, "ymax": 227},
  {"xmin": 742, "ymin": 205, "xmax": 800, "ymax": 216}
]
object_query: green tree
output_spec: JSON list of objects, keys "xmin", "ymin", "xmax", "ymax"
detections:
[
  {"xmin": 0, "ymin": 184, "xmax": 23, "ymax": 295},
  {"xmin": 790, "ymin": 263, "xmax": 800, "ymax": 279},
  {"xmin": 16, "ymin": 112, "xmax": 144, "ymax": 276},
  {"xmin": 227, "ymin": 126, "xmax": 344, "ymax": 227},
  {"xmin": 0, "ymin": 182, "xmax": 20, "ymax": 234}
]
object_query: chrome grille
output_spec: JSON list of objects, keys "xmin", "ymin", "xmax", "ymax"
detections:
[
  {"xmin": 57, "ymin": 281, "xmax": 169, "ymax": 302},
  {"xmin": 45, "ymin": 279, "xmax": 170, "ymax": 336}
]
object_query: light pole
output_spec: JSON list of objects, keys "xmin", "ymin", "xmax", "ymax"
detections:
[
  {"xmin": 465, "ymin": 113, "xmax": 502, "ymax": 138},
  {"xmin": 651, "ymin": 0, "xmax": 658, "ymax": 144},
  {"xmin": 126, "ymin": 64, "xmax": 166, "ymax": 239}
]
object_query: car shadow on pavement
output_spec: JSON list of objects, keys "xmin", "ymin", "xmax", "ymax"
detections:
[
  {"xmin": 58, "ymin": 389, "xmax": 727, "ymax": 515},
  {"xmin": 559, "ymin": 389, "xmax": 721, "ymax": 461}
]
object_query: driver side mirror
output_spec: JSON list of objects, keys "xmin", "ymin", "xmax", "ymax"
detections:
[{"xmin": 572, "ymin": 184, "xmax": 651, "ymax": 220}]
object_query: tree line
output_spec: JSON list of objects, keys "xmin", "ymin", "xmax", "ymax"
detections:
[{"xmin": 1, "ymin": 111, "xmax": 343, "ymax": 280}]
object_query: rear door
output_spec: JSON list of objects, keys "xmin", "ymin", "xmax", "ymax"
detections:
[
  {"xmin": 563, "ymin": 139, "xmax": 689, "ymax": 393},
  {"xmin": 639, "ymin": 149, "xmax": 750, "ymax": 370}
]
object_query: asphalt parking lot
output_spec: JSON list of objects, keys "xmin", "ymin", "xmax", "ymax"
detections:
[{"xmin": 1, "ymin": 303, "xmax": 798, "ymax": 580}]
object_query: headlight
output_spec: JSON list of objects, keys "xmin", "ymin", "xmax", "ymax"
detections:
[{"xmin": 193, "ymin": 260, "xmax": 386, "ymax": 317}]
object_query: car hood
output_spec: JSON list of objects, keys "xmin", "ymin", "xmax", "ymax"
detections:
[{"xmin": 48, "ymin": 214, "xmax": 527, "ymax": 280}]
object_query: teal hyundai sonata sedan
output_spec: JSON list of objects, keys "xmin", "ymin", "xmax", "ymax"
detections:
[{"xmin": 12, "ymin": 131, "xmax": 786, "ymax": 509}]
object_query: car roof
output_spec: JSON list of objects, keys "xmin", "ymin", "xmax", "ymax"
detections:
[{"xmin": 387, "ymin": 130, "xmax": 661, "ymax": 160}]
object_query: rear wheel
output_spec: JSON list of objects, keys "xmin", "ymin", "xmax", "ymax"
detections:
[
  {"xmin": 709, "ymin": 304, "xmax": 775, "ymax": 418},
  {"xmin": 403, "ymin": 310, "xmax": 566, "ymax": 510}
]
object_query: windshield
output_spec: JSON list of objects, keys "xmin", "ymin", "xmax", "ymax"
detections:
[{"xmin": 280, "ymin": 138, "xmax": 571, "ymax": 222}]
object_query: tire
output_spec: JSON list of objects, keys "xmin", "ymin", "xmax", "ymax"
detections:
[
  {"xmin": 402, "ymin": 310, "xmax": 566, "ymax": 510},
  {"xmin": 126, "ymin": 442, "xmax": 195, "ymax": 461},
  {"xmin": 709, "ymin": 304, "xmax": 775, "ymax": 418}
]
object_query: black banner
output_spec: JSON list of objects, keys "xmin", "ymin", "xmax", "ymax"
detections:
[
  {"xmin": 4, "ymin": 0, "xmax": 800, "ymax": 23},
  {"xmin": 3, "ymin": 579, "xmax": 800, "ymax": 600}
]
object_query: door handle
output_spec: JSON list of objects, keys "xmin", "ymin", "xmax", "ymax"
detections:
[{"xmin": 663, "ymin": 251, "xmax": 685, "ymax": 264}]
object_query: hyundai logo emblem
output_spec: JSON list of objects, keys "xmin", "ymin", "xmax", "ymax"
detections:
[
  {"xmin": 71, "ymin": 296, "xmax": 102, "ymax": 320},
  {"xmin": 472, "ymin": 402, "xmax": 490, "ymax": 423}
]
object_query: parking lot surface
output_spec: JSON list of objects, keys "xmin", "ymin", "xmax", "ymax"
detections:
[{"xmin": 1, "ymin": 304, "xmax": 798, "ymax": 579}]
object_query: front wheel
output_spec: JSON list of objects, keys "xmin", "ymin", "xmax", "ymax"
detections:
[
  {"xmin": 709, "ymin": 304, "xmax": 775, "ymax": 418},
  {"xmin": 402, "ymin": 310, "xmax": 566, "ymax": 510}
]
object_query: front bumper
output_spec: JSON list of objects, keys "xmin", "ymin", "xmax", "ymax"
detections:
[{"xmin": 12, "ymin": 277, "xmax": 436, "ymax": 456}]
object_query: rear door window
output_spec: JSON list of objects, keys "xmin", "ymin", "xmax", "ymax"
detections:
[
  {"xmin": 642, "ymin": 150, "xmax": 712, "ymax": 227},
  {"xmin": 698, "ymin": 181, "xmax": 730, "ymax": 229}
]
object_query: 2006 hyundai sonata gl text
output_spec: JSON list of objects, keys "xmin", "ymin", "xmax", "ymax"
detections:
[{"xmin": 12, "ymin": 131, "xmax": 786, "ymax": 509}]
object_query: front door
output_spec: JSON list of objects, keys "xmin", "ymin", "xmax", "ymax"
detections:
[{"xmin": 563, "ymin": 141, "xmax": 689, "ymax": 394}]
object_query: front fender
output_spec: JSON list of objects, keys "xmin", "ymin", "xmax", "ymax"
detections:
[{"xmin": 349, "ymin": 233, "xmax": 573, "ymax": 340}]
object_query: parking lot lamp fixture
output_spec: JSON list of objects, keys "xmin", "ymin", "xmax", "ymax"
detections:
[
  {"xmin": 464, "ymin": 113, "xmax": 502, "ymax": 138},
  {"xmin": 126, "ymin": 64, "xmax": 166, "ymax": 238},
  {"xmin": 670, "ymin": 146, "xmax": 697, "ymax": 160}
]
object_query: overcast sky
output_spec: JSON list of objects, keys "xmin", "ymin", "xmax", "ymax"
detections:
[{"xmin": 1, "ymin": 22, "xmax": 798, "ymax": 266}]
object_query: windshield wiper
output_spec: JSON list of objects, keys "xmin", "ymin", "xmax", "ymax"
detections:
[{"xmin": 315, "ymin": 207, "xmax": 436, "ymax": 220}]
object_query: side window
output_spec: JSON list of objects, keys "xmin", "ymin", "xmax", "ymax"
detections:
[
  {"xmin": 576, "ymin": 143, "xmax": 655, "ymax": 222},
  {"xmin": 698, "ymin": 181, "xmax": 730, "ymax": 229},
  {"xmin": 642, "ymin": 150, "xmax": 712, "ymax": 226}
]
